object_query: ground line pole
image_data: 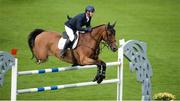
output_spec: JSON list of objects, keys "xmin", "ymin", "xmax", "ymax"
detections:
[{"xmin": 11, "ymin": 58, "xmax": 17, "ymax": 101}]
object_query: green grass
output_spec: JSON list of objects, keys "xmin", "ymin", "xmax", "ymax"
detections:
[{"xmin": 0, "ymin": 0, "xmax": 180, "ymax": 100}]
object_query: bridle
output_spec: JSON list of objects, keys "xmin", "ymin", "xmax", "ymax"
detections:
[
  {"xmin": 89, "ymin": 25, "xmax": 114, "ymax": 52},
  {"xmin": 76, "ymin": 25, "xmax": 115, "ymax": 56}
]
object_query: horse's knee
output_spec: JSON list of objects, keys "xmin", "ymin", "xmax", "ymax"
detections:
[
  {"xmin": 96, "ymin": 61, "xmax": 106, "ymax": 67},
  {"xmin": 101, "ymin": 61, "xmax": 106, "ymax": 68},
  {"xmin": 98, "ymin": 61, "xmax": 106, "ymax": 73},
  {"xmin": 79, "ymin": 57, "xmax": 96, "ymax": 65}
]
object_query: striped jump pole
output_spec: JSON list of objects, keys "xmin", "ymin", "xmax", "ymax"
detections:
[
  {"xmin": 17, "ymin": 79, "xmax": 119, "ymax": 94},
  {"xmin": 18, "ymin": 61, "xmax": 121, "ymax": 75}
]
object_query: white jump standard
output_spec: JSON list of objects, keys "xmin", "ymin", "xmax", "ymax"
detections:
[{"xmin": 0, "ymin": 39, "xmax": 153, "ymax": 101}]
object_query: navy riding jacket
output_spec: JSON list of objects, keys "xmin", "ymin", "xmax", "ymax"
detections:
[{"xmin": 65, "ymin": 13, "xmax": 91, "ymax": 31}]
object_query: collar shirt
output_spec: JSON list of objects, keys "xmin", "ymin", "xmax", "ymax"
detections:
[{"xmin": 86, "ymin": 15, "xmax": 89, "ymax": 22}]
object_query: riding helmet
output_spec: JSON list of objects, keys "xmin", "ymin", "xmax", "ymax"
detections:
[{"xmin": 85, "ymin": 5, "xmax": 95, "ymax": 12}]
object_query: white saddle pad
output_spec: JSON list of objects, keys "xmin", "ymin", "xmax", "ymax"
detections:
[{"xmin": 58, "ymin": 32, "xmax": 79, "ymax": 49}]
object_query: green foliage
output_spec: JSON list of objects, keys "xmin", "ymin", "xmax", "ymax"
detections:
[{"xmin": 153, "ymin": 92, "xmax": 176, "ymax": 100}]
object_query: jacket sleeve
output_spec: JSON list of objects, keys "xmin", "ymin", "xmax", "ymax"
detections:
[{"xmin": 76, "ymin": 18, "xmax": 86, "ymax": 31}]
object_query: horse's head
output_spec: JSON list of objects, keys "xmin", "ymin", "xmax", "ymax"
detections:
[{"xmin": 102, "ymin": 22, "xmax": 118, "ymax": 52}]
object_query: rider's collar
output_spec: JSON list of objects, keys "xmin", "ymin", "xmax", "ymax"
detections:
[{"xmin": 86, "ymin": 14, "xmax": 90, "ymax": 22}]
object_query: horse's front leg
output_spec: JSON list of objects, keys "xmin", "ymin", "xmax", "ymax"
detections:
[
  {"xmin": 101, "ymin": 61, "xmax": 106, "ymax": 79},
  {"xmin": 93, "ymin": 64, "xmax": 101, "ymax": 82},
  {"xmin": 79, "ymin": 57, "xmax": 106, "ymax": 84},
  {"xmin": 93, "ymin": 61, "xmax": 106, "ymax": 84}
]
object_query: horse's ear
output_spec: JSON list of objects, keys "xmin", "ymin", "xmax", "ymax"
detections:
[
  {"xmin": 108, "ymin": 22, "xmax": 110, "ymax": 25},
  {"xmin": 107, "ymin": 22, "xmax": 111, "ymax": 29},
  {"xmin": 112, "ymin": 21, "xmax": 116, "ymax": 28}
]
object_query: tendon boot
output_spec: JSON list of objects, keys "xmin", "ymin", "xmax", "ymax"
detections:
[{"xmin": 60, "ymin": 39, "xmax": 71, "ymax": 57}]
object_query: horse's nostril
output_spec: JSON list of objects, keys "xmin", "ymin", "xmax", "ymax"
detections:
[{"xmin": 112, "ymin": 47, "xmax": 117, "ymax": 52}]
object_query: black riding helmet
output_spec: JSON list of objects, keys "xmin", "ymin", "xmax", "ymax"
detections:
[{"xmin": 85, "ymin": 5, "xmax": 95, "ymax": 13}]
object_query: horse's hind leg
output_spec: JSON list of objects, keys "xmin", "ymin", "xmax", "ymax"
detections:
[{"xmin": 33, "ymin": 47, "xmax": 48, "ymax": 64}]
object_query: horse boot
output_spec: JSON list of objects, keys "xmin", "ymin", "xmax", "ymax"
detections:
[
  {"xmin": 96, "ymin": 61, "xmax": 106, "ymax": 84},
  {"xmin": 93, "ymin": 63, "xmax": 102, "ymax": 83},
  {"xmin": 101, "ymin": 61, "xmax": 106, "ymax": 79},
  {"xmin": 60, "ymin": 39, "xmax": 70, "ymax": 57}
]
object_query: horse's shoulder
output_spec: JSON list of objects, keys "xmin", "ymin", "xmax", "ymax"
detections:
[{"xmin": 79, "ymin": 32, "xmax": 89, "ymax": 38}]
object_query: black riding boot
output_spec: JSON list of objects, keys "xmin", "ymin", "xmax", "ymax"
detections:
[{"xmin": 60, "ymin": 39, "xmax": 70, "ymax": 57}]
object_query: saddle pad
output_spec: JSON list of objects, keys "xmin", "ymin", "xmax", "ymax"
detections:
[
  {"xmin": 58, "ymin": 32, "xmax": 79, "ymax": 49},
  {"xmin": 58, "ymin": 38, "xmax": 66, "ymax": 49}
]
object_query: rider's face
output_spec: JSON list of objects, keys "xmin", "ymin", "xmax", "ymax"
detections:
[
  {"xmin": 89, "ymin": 12, "xmax": 94, "ymax": 17},
  {"xmin": 86, "ymin": 11, "xmax": 94, "ymax": 17}
]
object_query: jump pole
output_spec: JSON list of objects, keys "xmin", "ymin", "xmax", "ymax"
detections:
[{"xmin": 10, "ymin": 59, "xmax": 123, "ymax": 101}]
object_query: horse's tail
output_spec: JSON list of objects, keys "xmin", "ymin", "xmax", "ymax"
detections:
[{"xmin": 28, "ymin": 29, "xmax": 45, "ymax": 59}]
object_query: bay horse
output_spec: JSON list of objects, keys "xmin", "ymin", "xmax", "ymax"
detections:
[{"xmin": 28, "ymin": 23, "xmax": 118, "ymax": 83}]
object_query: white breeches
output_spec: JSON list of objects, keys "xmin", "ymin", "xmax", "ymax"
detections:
[{"xmin": 64, "ymin": 25, "xmax": 75, "ymax": 42}]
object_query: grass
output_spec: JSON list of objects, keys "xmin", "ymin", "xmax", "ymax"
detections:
[{"xmin": 0, "ymin": 0, "xmax": 180, "ymax": 100}]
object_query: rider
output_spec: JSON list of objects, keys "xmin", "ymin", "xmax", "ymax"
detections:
[{"xmin": 60, "ymin": 5, "xmax": 95, "ymax": 57}]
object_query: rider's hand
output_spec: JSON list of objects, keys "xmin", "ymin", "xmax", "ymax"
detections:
[{"xmin": 85, "ymin": 27, "xmax": 92, "ymax": 32}]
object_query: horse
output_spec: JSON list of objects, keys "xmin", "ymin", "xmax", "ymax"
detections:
[{"xmin": 28, "ymin": 23, "xmax": 118, "ymax": 83}]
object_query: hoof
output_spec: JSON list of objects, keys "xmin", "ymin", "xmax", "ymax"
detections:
[
  {"xmin": 36, "ymin": 60, "xmax": 42, "ymax": 64},
  {"xmin": 93, "ymin": 74, "xmax": 100, "ymax": 82},
  {"xmin": 97, "ymin": 74, "xmax": 105, "ymax": 84}
]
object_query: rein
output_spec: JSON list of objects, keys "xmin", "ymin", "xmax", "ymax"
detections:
[
  {"xmin": 76, "ymin": 25, "xmax": 111, "ymax": 57},
  {"xmin": 89, "ymin": 26, "xmax": 110, "ymax": 54}
]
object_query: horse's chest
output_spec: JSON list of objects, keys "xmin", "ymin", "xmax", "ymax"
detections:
[{"xmin": 90, "ymin": 47, "xmax": 100, "ymax": 60}]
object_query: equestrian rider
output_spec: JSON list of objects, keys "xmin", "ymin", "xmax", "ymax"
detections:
[{"xmin": 60, "ymin": 5, "xmax": 95, "ymax": 57}]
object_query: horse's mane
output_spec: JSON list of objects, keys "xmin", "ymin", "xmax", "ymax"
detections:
[{"xmin": 92, "ymin": 24, "xmax": 106, "ymax": 29}]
